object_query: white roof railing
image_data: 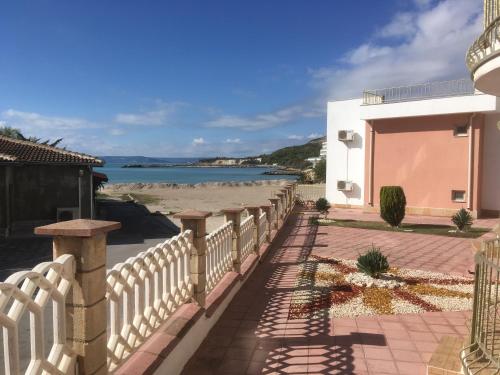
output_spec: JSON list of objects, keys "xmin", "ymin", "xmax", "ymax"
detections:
[{"xmin": 362, "ymin": 78, "xmax": 476, "ymax": 105}]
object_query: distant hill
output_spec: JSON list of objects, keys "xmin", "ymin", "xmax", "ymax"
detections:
[{"xmin": 259, "ymin": 137, "xmax": 325, "ymax": 169}]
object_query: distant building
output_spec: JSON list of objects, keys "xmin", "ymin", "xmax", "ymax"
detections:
[
  {"xmin": 307, "ymin": 141, "xmax": 327, "ymax": 167},
  {"xmin": 326, "ymin": 78, "xmax": 500, "ymax": 218},
  {"xmin": 0, "ymin": 136, "xmax": 103, "ymax": 236},
  {"xmin": 213, "ymin": 159, "xmax": 238, "ymax": 165}
]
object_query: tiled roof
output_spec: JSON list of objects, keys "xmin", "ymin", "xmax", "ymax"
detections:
[{"xmin": 0, "ymin": 136, "xmax": 103, "ymax": 165}]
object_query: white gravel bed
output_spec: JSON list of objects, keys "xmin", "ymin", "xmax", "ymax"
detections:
[
  {"xmin": 397, "ymin": 268, "xmax": 472, "ymax": 282},
  {"xmin": 345, "ymin": 272, "xmax": 405, "ymax": 289},
  {"xmin": 420, "ymin": 295, "xmax": 472, "ymax": 311},
  {"xmin": 330, "ymin": 296, "xmax": 376, "ymax": 318},
  {"xmin": 392, "ymin": 298, "xmax": 425, "ymax": 315}
]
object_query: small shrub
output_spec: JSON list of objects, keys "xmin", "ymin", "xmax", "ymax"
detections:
[
  {"xmin": 452, "ymin": 208, "xmax": 473, "ymax": 231},
  {"xmin": 357, "ymin": 247, "xmax": 389, "ymax": 278},
  {"xmin": 313, "ymin": 159, "xmax": 326, "ymax": 183},
  {"xmin": 315, "ymin": 198, "xmax": 331, "ymax": 218},
  {"xmin": 380, "ymin": 186, "xmax": 406, "ymax": 227}
]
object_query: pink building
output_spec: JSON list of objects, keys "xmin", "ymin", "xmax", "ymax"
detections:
[{"xmin": 326, "ymin": 79, "xmax": 500, "ymax": 218}]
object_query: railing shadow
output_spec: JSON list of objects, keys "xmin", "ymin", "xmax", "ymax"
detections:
[{"xmin": 183, "ymin": 207, "xmax": 387, "ymax": 374}]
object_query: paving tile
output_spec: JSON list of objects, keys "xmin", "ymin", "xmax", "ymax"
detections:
[{"xmin": 180, "ymin": 210, "xmax": 472, "ymax": 375}]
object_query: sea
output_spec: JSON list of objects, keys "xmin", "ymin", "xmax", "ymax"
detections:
[{"xmin": 97, "ymin": 156, "xmax": 296, "ymax": 184}]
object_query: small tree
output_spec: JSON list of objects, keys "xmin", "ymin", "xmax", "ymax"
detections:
[
  {"xmin": 452, "ymin": 208, "xmax": 473, "ymax": 232},
  {"xmin": 314, "ymin": 159, "xmax": 326, "ymax": 183},
  {"xmin": 380, "ymin": 186, "xmax": 406, "ymax": 227},
  {"xmin": 315, "ymin": 197, "xmax": 331, "ymax": 218}
]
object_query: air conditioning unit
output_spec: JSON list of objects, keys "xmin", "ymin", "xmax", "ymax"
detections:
[
  {"xmin": 337, "ymin": 180, "xmax": 353, "ymax": 191},
  {"xmin": 56, "ymin": 207, "xmax": 80, "ymax": 222},
  {"xmin": 338, "ymin": 130, "xmax": 354, "ymax": 142}
]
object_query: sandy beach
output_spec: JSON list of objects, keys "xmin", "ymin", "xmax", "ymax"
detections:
[{"xmin": 102, "ymin": 179, "xmax": 292, "ymax": 231}]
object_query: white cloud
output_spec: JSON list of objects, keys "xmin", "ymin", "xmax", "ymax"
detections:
[
  {"xmin": 192, "ymin": 137, "xmax": 205, "ymax": 145},
  {"xmin": 224, "ymin": 138, "xmax": 242, "ymax": 144},
  {"xmin": 377, "ymin": 13, "xmax": 416, "ymax": 39},
  {"xmin": 205, "ymin": 105, "xmax": 322, "ymax": 131},
  {"xmin": 109, "ymin": 128, "xmax": 125, "ymax": 136},
  {"xmin": 1, "ymin": 109, "xmax": 98, "ymax": 130},
  {"xmin": 307, "ymin": 133, "xmax": 322, "ymax": 139},
  {"xmin": 309, "ymin": 0, "xmax": 482, "ymax": 99},
  {"xmin": 114, "ymin": 101, "xmax": 184, "ymax": 126},
  {"xmin": 288, "ymin": 134, "xmax": 304, "ymax": 140}
]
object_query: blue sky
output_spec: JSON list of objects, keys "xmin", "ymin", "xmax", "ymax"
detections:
[{"xmin": 0, "ymin": 0, "xmax": 482, "ymax": 157}]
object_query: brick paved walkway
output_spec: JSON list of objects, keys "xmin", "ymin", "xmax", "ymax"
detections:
[{"xmin": 182, "ymin": 210, "xmax": 471, "ymax": 374}]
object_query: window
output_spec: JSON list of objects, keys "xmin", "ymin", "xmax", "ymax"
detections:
[
  {"xmin": 454, "ymin": 125, "xmax": 469, "ymax": 137},
  {"xmin": 452, "ymin": 190, "xmax": 466, "ymax": 203}
]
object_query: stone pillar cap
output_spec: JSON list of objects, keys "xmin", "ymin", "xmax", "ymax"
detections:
[
  {"xmin": 174, "ymin": 210, "xmax": 212, "ymax": 219},
  {"xmin": 260, "ymin": 203, "xmax": 273, "ymax": 208},
  {"xmin": 221, "ymin": 207, "xmax": 246, "ymax": 214},
  {"xmin": 269, "ymin": 198, "xmax": 280, "ymax": 201},
  {"xmin": 35, "ymin": 219, "xmax": 121, "ymax": 238},
  {"xmin": 244, "ymin": 205, "xmax": 261, "ymax": 210},
  {"xmin": 276, "ymin": 193, "xmax": 285, "ymax": 197}
]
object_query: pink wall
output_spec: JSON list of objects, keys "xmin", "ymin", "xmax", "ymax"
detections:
[{"xmin": 367, "ymin": 113, "xmax": 484, "ymax": 212}]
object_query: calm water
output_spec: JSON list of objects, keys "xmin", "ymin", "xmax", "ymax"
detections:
[{"xmin": 97, "ymin": 160, "xmax": 296, "ymax": 184}]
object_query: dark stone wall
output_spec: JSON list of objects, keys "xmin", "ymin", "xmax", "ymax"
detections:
[
  {"xmin": 4, "ymin": 165, "xmax": 93, "ymax": 223},
  {"xmin": 0, "ymin": 167, "xmax": 5, "ymax": 230}
]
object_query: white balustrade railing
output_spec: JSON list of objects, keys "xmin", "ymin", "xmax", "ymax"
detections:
[
  {"xmin": 106, "ymin": 231, "xmax": 194, "ymax": 372},
  {"xmin": 240, "ymin": 215, "xmax": 256, "ymax": 263},
  {"xmin": 258, "ymin": 212, "xmax": 268, "ymax": 247},
  {"xmin": 0, "ymin": 254, "xmax": 76, "ymax": 375},
  {"xmin": 297, "ymin": 184, "xmax": 326, "ymax": 202},
  {"xmin": 205, "ymin": 221, "xmax": 234, "ymax": 294}
]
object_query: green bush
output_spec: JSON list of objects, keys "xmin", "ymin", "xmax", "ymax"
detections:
[
  {"xmin": 315, "ymin": 198, "xmax": 331, "ymax": 217},
  {"xmin": 380, "ymin": 186, "xmax": 406, "ymax": 227},
  {"xmin": 313, "ymin": 159, "xmax": 326, "ymax": 183},
  {"xmin": 357, "ymin": 247, "xmax": 389, "ymax": 278},
  {"xmin": 452, "ymin": 208, "xmax": 473, "ymax": 231}
]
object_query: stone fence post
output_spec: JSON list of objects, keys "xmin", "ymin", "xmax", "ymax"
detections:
[
  {"xmin": 260, "ymin": 204, "xmax": 273, "ymax": 241},
  {"xmin": 246, "ymin": 206, "xmax": 261, "ymax": 255},
  {"xmin": 174, "ymin": 210, "xmax": 212, "ymax": 308},
  {"xmin": 35, "ymin": 219, "xmax": 121, "ymax": 375},
  {"xmin": 221, "ymin": 208, "xmax": 245, "ymax": 273},
  {"xmin": 286, "ymin": 184, "xmax": 295, "ymax": 208},
  {"xmin": 280, "ymin": 189, "xmax": 289, "ymax": 214},
  {"xmin": 269, "ymin": 198, "xmax": 280, "ymax": 229},
  {"xmin": 276, "ymin": 193, "xmax": 286, "ymax": 218}
]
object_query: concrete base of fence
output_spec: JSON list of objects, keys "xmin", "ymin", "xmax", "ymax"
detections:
[{"xmin": 115, "ymin": 206, "xmax": 298, "ymax": 375}]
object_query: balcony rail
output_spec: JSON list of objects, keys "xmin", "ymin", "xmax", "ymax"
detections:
[
  {"xmin": 0, "ymin": 254, "xmax": 76, "ymax": 375},
  {"xmin": 205, "ymin": 221, "xmax": 234, "ymax": 294},
  {"xmin": 362, "ymin": 78, "xmax": 475, "ymax": 105},
  {"xmin": 240, "ymin": 215, "xmax": 256, "ymax": 264},
  {"xmin": 461, "ymin": 236, "xmax": 500, "ymax": 373},
  {"xmin": 467, "ymin": 15, "xmax": 500, "ymax": 75},
  {"xmin": 106, "ymin": 231, "xmax": 194, "ymax": 372}
]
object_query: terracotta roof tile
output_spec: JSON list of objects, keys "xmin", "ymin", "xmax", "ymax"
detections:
[{"xmin": 0, "ymin": 136, "xmax": 103, "ymax": 165}]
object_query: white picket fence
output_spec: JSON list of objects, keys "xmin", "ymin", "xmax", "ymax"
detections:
[
  {"xmin": 296, "ymin": 184, "xmax": 325, "ymax": 202},
  {"xmin": 106, "ymin": 231, "xmax": 194, "ymax": 372},
  {"xmin": 0, "ymin": 254, "xmax": 76, "ymax": 375},
  {"xmin": 205, "ymin": 221, "xmax": 234, "ymax": 294}
]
